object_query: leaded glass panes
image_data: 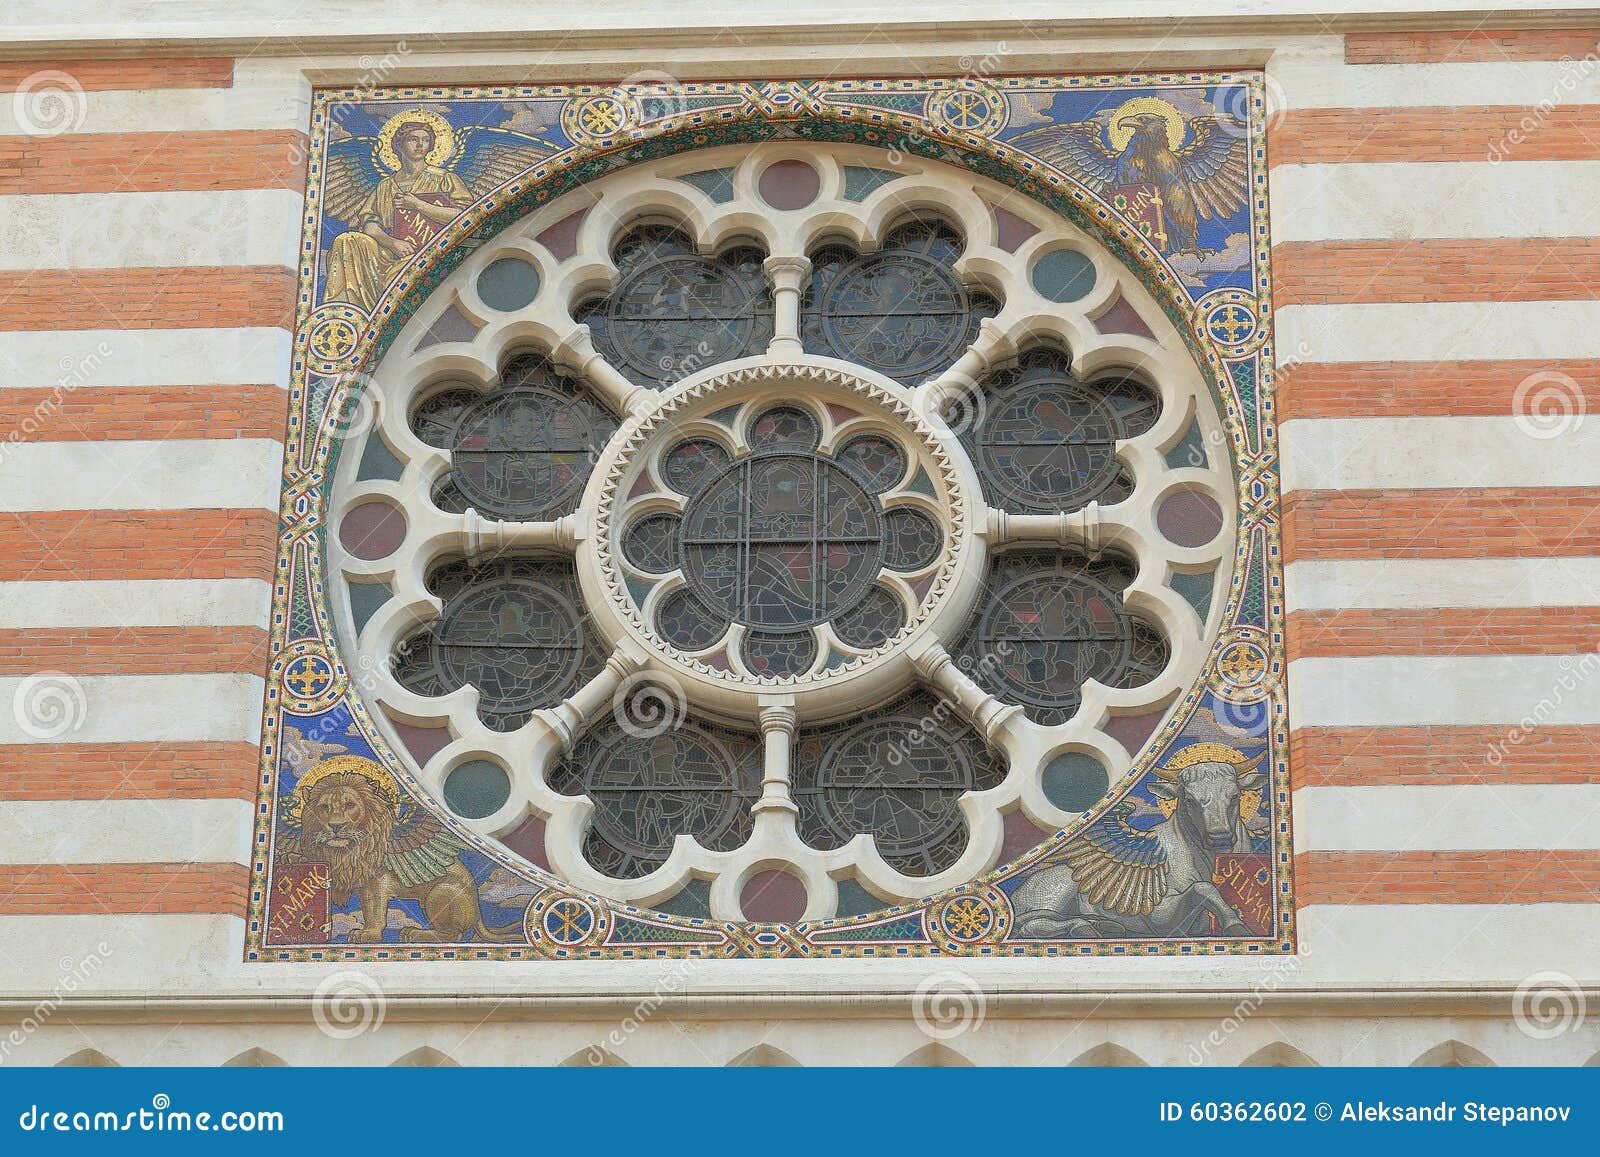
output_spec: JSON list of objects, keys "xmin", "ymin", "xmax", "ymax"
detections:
[
  {"xmin": 794, "ymin": 692, "xmax": 1006, "ymax": 875},
  {"xmin": 410, "ymin": 354, "xmax": 617, "ymax": 522},
  {"xmin": 548, "ymin": 717, "xmax": 761, "ymax": 878},
  {"xmin": 963, "ymin": 350, "xmax": 1159, "ymax": 514},
  {"xmin": 391, "ymin": 557, "xmax": 605, "ymax": 731},
  {"xmin": 951, "ymin": 552, "xmax": 1169, "ymax": 726},
  {"xmin": 576, "ymin": 224, "xmax": 773, "ymax": 388},
  {"xmin": 801, "ymin": 220, "xmax": 999, "ymax": 382}
]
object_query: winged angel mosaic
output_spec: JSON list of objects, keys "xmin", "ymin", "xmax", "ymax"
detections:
[
  {"xmin": 323, "ymin": 110, "xmax": 555, "ymax": 310},
  {"xmin": 255, "ymin": 74, "xmax": 1288, "ymax": 960}
]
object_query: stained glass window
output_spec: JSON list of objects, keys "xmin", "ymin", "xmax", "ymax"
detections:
[
  {"xmin": 621, "ymin": 406, "xmax": 942, "ymax": 660},
  {"xmin": 411, "ymin": 354, "xmax": 618, "ymax": 522},
  {"xmin": 391, "ymin": 557, "xmax": 606, "ymax": 731},
  {"xmin": 548, "ymin": 717, "xmax": 762, "ymax": 878},
  {"xmin": 575, "ymin": 224, "xmax": 773, "ymax": 388},
  {"xmin": 963, "ymin": 350, "xmax": 1159, "ymax": 514},
  {"xmin": 951, "ymin": 552, "xmax": 1169, "ymax": 726},
  {"xmin": 801, "ymin": 220, "xmax": 999, "ymax": 382},
  {"xmin": 794, "ymin": 692, "xmax": 1006, "ymax": 876}
]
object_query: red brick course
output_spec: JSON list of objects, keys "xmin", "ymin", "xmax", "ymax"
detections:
[
  {"xmin": 1, "ymin": 268, "xmax": 298, "ymax": 331},
  {"xmin": 1283, "ymin": 488, "xmax": 1600, "ymax": 561},
  {"xmin": 1287, "ymin": 607, "xmax": 1600, "ymax": 661},
  {"xmin": 1345, "ymin": 30, "xmax": 1600, "ymax": 64},
  {"xmin": 0, "ymin": 742, "xmax": 261, "ymax": 801},
  {"xmin": 0, "ymin": 627, "xmax": 270, "ymax": 676},
  {"xmin": 1291, "ymin": 726, "xmax": 1600, "ymax": 786},
  {"xmin": 0, "ymin": 131, "xmax": 308, "ymax": 195},
  {"xmin": 0, "ymin": 863, "xmax": 250, "ymax": 915},
  {"xmin": 0, "ymin": 385, "xmax": 288, "ymax": 443},
  {"xmin": 1269, "ymin": 106, "xmax": 1600, "ymax": 164},
  {"xmin": 1297, "ymin": 850, "xmax": 1600, "ymax": 904},
  {"xmin": 0, "ymin": 58, "xmax": 233, "ymax": 91},
  {"xmin": 1275, "ymin": 239, "xmax": 1600, "ymax": 305},
  {"xmin": 1276, "ymin": 360, "xmax": 1600, "ymax": 420},
  {"xmin": 0, "ymin": 510, "xmax": 280, "ymax": 582}
]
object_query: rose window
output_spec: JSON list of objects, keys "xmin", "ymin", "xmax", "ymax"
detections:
[{"xmin": 332, "ymin": 143, "xmax": 1234, "ymax": 922}]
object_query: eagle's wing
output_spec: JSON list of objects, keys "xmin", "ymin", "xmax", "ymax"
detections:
[
  {"xmin": 322, "ymin": 135, "xmax": 386, "ymax": 225},
  {"xmin": 1006, "ymin": 120, "xmax": 1120, "ymax": 193},
  {"xmin": 1173, "ymin": 116, "xmax": 1251, "ymax": 222},
  {"xmin": 383, "ymin": 801, "xmax": 470, "ymax": 888},
  {"xmin": 1061, "ymin": 801, "xmax": 1169, "ymax": 917},
  {"xmin": 453, "ymin": 125, "xmax": 560, "ymax": 201}
]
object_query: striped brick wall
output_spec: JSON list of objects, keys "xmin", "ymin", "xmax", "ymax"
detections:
[
  {"xmin": 0, "ymin": 27, "xmax": 1597, "ymax": 1015},
  {"xmin": 1270, "ymin": 28, "xmax": 1600, "ymax": 915},
  {"xmin": 0, "ymin": 56, "xmax": 304, "ymax": 927}
]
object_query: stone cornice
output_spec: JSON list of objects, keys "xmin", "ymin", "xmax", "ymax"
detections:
[
  {"xmin": 2, "ymin": 6, "xmax": 1599, "ymax": 62},
  {"xmin": 2, "ymin": 987, "xmax": 1593, "ymax": 1025}
]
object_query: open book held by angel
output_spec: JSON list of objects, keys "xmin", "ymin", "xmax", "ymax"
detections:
[{"xmin": 323, "ymin": 109, "xmax": 553, "ymax": 310}]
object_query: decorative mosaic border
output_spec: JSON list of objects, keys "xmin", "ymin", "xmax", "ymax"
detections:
[{"xmin": 247, "ymin": 71, "xmax": 1291, "ymax": 961}]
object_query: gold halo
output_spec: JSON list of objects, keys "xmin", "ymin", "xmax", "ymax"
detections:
[
  {"xmin": 1106, "ymin": 97, "xmax": 1186, "ymax": 152},
  {"xmin": 376, "ymin": 109, "xmax": 455, "ymax": 172},
  {"xmin": 1161, "ymin": 742, "xmax": 1251, "ymax": 773},
  {"xmin": 290, "ymin": 754, "xmax": 400, "ymax": 817}
]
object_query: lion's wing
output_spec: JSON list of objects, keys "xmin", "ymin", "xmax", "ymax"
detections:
[{"xmin": 384, "ymin": 807, "xmax": 470, "ymax": 888}]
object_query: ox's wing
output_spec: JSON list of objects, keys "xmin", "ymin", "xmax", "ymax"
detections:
[
  {"xmin": 383, "ymin": 804, "xmax": 470, "ymax": 888},
  {"xmin": 1061, "ymin": 801, "xmax": 1169, "ymax": 917}
]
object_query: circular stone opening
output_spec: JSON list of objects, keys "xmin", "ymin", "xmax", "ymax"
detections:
[{"xmin": 585, "ymin": 359, "xmax": 982, "ymax": 721}]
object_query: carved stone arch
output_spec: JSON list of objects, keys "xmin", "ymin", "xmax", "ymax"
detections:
[
  {"xmin": 223, "ymin": 1047, "xmax": 288, "ymax": 1067},
  {"xmin": 56, "ymin": 1048, "xmax": 117, "ymax": 1067},
  {"xmin": 363, "ymin": 115, "xmax": 1226, "ymax": 422},
  {"xmin": 390, "ymin": 1045, "xmax": 460, "ymax": 1067},
  {"xmin": 1239, "ymin": 1042, "xmax": 1318, "ymax": 1067},
  {"xmin": 1069, "ymin": 1042, "xmax": 1148, "ymax": 1067},
  {"xmin": 561, "ymin": 1046, "xmax": 629, "ymax": 1067},
  {"xmin": 726, "ymin": 1043, "xmax": 802, "ymax": 1067},
  {"xmin": 1412, "ymin": 1040, "xmax": 1494, "ymax": 1067},
  {"xmin": 897, "ymin": 1042, "xmax": 974, "ymax": 1067}
]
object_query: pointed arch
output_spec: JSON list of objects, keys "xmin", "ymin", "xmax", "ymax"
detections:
[
  {"xmin": 1068, "ymin": 1042, "xmax": 1148, "ymax": 1067},
  {"xmin": 726, "ymin": 1043, "xmax": 801, "ymax": 1067},
  {"xmin": 1412, "ymin": 1040, "xmax": 1493, "ymax": 1067},
  {"xmin": 390, "ymin": 1045, "xmax": 459, "ymax": 1067},
  {"xmin": 897, "ymin": 1042, "xmax": 974, "ymax": 1067},
  {"xmin": 222, "ymin": 1047, "xmax": 287, "ymax": 1067},
  {"xmin": 56, "ymin": 1048, "xmax": 117, "ymax": 1067},
  {"xmin": 1240, "ymin": 1042, "xmax": 1318, "ymax": 1067},
  {"xmin": 560, "ymin": 1046, "xmax": 628, "ymax": 1067}
]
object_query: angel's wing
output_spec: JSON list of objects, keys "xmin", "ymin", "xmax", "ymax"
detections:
[
  {"xmin": 1174, "ymin": 116, "xmax": 1250, "ymax": 222},
  {"xmin": 383, "ymin": 802, "xmax": 470, "ymax": 888},
  {"xmin": 452, "ymin": 125, "xmax": 560, "ymax": 201},
  {"xmin": 1005, "ymin": 120, "xmax": 1121, "ymax": 192},
  {"xmin": 322, "ymin": 134, "xmax": 387, "ymax": 226},
  {"xmin": 1060, "ymin": 800, "xmax": 1170, "ymax": 917}
]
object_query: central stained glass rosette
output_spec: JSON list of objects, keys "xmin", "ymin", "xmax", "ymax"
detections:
[{"xmin": 586, "ymin": 359, "xmax": 980, "ymax": 711}]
